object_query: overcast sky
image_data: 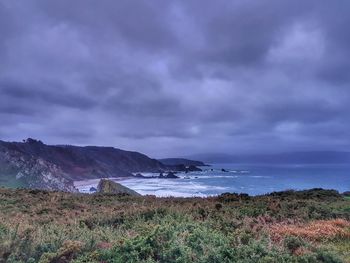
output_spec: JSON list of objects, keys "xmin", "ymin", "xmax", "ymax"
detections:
[{"xmin": 1, "ymin": 0, "xmax": 350, "ymax": 158}]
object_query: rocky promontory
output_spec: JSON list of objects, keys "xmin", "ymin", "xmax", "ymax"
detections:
[
  {"xmin": 97, "ymin": 179, "xmax": 141, "ymax": 196},
  {"xmin": 0, "ymin": 138, "xmax": 166, "ymax": 191},
  {"xmin": 0, "ymin": 138, "xmax": 206, "ymax": 192}
]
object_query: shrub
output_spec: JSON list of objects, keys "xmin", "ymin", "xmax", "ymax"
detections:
[
  {"xmin": 1, "ymin": 188, "xmax": 349, "ymax": 262},
  {"xmin": 284, "ymin": 236, "xmax": 305, "ymax": 253},
  {"xmin": 271, "ymin": 219, "xmax": 350, "ymax": 241},
  {"xmin": 100, "ymin": 217, "xmax": 236, "ymax": 263},
  {"xmin": 38, "ymin": 240, "xmax": 84, "ymax": 263},
  {"xmin": 315, "ymin": 250, "xmax": 343, "ymax": 263}
]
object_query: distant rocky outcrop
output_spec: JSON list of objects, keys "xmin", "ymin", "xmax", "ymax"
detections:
[
  {"xmin": 187, "ymin": 165, "xmax": 202, "ymax": 172},
  {"xmin": 159, "ymin": 158, "xmax": 208, "ymax": 167},
  {"xmin": 159, "ymin": 172, "xmax": 179, "ymax": 179},
  {"xmin": 132, "ymin": 172, "xmax": 180, "ymax": 179},
  {"xmin": 97, "ymin": 179, "xmax": 141, "ymax": 196},
  {"xmin": 158, "ymin": 158, "xmax": 206, "ymax": 173},
  {"xmin": 166, "ymin": 164, "xmax": 203, "ymax": 173}
]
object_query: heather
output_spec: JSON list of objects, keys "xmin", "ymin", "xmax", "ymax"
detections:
[{"xmin": 0, "ymin": 188, "xmax": 349, "ymax": 262}]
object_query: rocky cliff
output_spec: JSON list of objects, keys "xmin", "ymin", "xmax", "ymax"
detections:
[{"xmin": 0, "ymin": 138, "xmax": 166, "ymax": 191}]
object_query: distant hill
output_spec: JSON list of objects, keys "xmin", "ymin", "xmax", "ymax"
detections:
[
  {"xmin": 158, "ymin": 158, "xmax": 208, "ymax": 166},
  {"xmin": 187, "ymin": 151, "xmax": 350, "ymax": 164},
  {"xmin": 0, "ymin": 138, "xmax": 166, "ymax": 191}
]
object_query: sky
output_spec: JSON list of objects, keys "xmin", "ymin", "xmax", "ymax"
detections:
[{"xmin": 0, "ymin": 0, "xmax": 350, "ymax": 158}]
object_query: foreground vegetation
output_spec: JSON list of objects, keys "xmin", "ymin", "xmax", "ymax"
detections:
[{"xmin": 0, "ymin": 188, "xmax": 349, "ymax": 263}]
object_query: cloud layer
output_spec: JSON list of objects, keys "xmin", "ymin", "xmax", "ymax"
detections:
[{"xmin": 1, "ymin": 0, "xmax": 350, "ymax": 157}]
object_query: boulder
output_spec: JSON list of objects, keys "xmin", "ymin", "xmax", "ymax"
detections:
[
  {"xmin": 164, "ymin": 172, "xmax": 179, "ymax": 179},
  {"xmin": 97, "ymin": 179, "xmax": 141, "ymax": 196},
  {"xmin": 158, "ymin": 172, "xmax": 179, "ymax": 179},
  {"xmin": 187, "ymin": 165, "xmax": 202, "ymax": 172}
]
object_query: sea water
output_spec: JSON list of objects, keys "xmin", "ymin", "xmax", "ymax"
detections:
[{"xmin": 74, "ymin": 163, "xmax": 350, "ymax": 197}]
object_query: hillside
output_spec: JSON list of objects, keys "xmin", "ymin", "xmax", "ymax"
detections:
[
  {"xmin": 0, "ymin": 138, "xmax": 166, "ymax": 191},
  {"xmin": 0, "ymin": 188, "xmax": 349, "ymax": 262},
  {"xmin": 158, "ymin": 158, "xmax": 208, "ymax": 166}
]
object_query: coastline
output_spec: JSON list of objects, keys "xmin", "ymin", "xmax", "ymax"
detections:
[{"xmin": 73, "ymin": 164, "xmax": 350, "ymax": 197}]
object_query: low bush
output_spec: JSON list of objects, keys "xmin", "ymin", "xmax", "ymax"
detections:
[{"xmin": 0, "ymin": 188, "xmax": 349, "ymax": 262}]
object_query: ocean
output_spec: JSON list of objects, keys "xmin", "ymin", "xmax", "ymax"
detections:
[{"xmin": 74, "ymin": 163, "xmax": 350, "ymax": 197}]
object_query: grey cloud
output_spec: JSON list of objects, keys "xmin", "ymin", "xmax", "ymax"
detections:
[
  {"xmin": 0, "ymin": 0, "xmax": 350, "ymax": 157},
  {"xmin": 34, "ymin": 0, "xmax": 177, "ymax": 52},
  {"xmin": 0, "ymin": 79, "xmax": 96, "ymax": 110},
  {"xmin": 259, "ymin": 99, "xmax": 343, "ymax": 124}
]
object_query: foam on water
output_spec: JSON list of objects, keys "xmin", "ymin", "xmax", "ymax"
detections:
[
  {"xmin": 74, "ymin": 164, "xmax": 350, "ymax": 197},
  {"xmin": 74, "ymin": 176, "xmax": 222, "ymax": 197}
]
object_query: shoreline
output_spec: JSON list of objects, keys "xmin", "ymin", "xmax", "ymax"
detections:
[{"xmin": 74, "ymin": 177, "xmax": 350, "ymax": 198}]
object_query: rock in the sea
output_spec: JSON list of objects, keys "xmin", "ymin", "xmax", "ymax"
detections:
[
  {"xmin": 187, "ymin": 165, "xmax": 202, "ymax": 172},
  {"xmin": 167, "ymin": 164, "xmax": 202, "ymax": 173},
  {"xmin": 158, "ymin": 172, "xmax": 179, "ymax": 179},
  {"xmin": 97, "ymin": 179, "xmax": 141, "ymax": 196},
  {"xmin": 90, "ymin": 187, "xmax": 97, "ymax": 192},
  {"xmin": 164, "ymin": 172, "xmax": 179, "ymax": 179}
]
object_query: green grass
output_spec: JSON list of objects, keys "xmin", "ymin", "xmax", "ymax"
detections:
[{"xmin": 0, "ymin": 188, "xmax": 349, "ymax": 262}]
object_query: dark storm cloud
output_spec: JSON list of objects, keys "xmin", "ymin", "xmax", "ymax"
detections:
[
  {"xmin": 1, "ymin": 0, "xmax": 350, "ymax": 157},
  {"xmin": 0, "ymin": 79, "xmax": 96, "ymax": 110}
]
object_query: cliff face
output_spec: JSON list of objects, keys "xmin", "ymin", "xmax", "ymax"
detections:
[
  {"xmin": 0, "ymin": 149, "xmax": 77, "ymax": 192},
  {"xmin": 0, "ymin": 138, "xmax": 166, "ymax": 191}
]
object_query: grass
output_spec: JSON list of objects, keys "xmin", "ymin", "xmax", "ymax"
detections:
[{"xmin": 0, "ymin": 188, "xmax": 349, "ymax": 262}]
